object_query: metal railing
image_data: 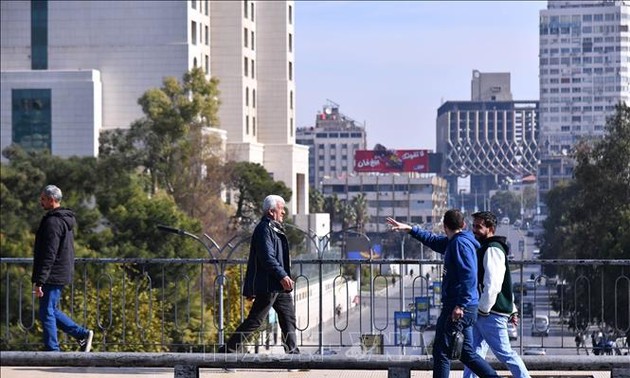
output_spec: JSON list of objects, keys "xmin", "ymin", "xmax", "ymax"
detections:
[{"xmin": 2, "ymin": 256, "xmax": 629, "ymax": 355}]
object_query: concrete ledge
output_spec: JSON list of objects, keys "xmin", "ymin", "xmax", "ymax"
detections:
[{"xmin": 1, "ymin": 352, "xmax": 628, "ymax": 378}]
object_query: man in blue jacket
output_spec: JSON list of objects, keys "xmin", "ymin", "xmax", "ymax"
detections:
[
  {"xmin": 387, "ymin": 209, "xmax": 499, "ymax": 378},
  {"xmin": 32, "ymin": 185, "xmax": 93, "ymax": 352},
  {"xmin": 220, "ymin": 195, "xmax": 299, "ymax": 355}
]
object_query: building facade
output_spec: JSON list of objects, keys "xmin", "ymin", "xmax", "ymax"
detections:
[
  {"xmin": 0, "ymin": 0, "xmax": 308, "ymax": 214},
  {"xmin": 296, "ymin": 101, "xmax": 367, "ymax": 190},
  {"xmin": 321, "ymin": 173, "xmax": 448, "ymax": 234},
  {"xmin": 538, "ymin": 0, "xmax": 630, "ymax": 213},
  {"xmin": 436, "ymin": 71, "xmax": 539, "ymax": 208}
]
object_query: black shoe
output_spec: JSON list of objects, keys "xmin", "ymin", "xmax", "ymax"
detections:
[{"xmin": 78, "ymin": 330, "xmax": 94, "ymax": 352}]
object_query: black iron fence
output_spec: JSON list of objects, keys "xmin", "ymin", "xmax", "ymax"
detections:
[{"xmin": 1, "ymin": 257, "xmax": 629, "ymax": 355}]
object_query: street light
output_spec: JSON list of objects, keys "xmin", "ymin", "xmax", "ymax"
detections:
[{"xmin": 156, "ymin": 224, "xmax": 226, "ymax": 344}]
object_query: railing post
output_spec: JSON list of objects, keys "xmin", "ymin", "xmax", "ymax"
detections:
[
  {"xmin": 388, "ymin": 367, "xmax": 410, "ymax": 378},
  {"xmin": 174, "ymin": 365, "xmax": 199, "ymax": 378}
]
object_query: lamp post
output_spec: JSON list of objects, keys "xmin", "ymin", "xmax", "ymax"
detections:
[{"xmin": 157, "ymin": 225, "xmax": 226, "ymax": 345}]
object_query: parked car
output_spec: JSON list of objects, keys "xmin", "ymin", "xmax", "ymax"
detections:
[
  {"xmin": 507, "ymin": 322, "xmax": 518, "ymax": 341},
  {"xmin": 501, "ymin": 217, "xmax": 510, "ymax": 225},
  {"xmin": 521, "ymin": 302, "xmax": 533, "ymax": 318},
  {"xmin": 513, "ymin": 282, "xmax": 528, "ymax": 296},
  {"xmin": 531, "ymin": 314, "xmax": 550, "ymax": 337},
  {"xmin": 525, "ymin": 279, "xmax": 537, "ymax": 291}
]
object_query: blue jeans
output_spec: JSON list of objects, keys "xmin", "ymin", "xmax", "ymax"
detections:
[
  {"xmin": 39, "ymin": 284, "xmax": 89, "ymax": 351},
  {"xmin": 463, "ymin": 313, "xmax": 530, "ymax": 378},
  {"xmin": 433, "ymin": 305, "xmax": 500, "ymax": 378}
]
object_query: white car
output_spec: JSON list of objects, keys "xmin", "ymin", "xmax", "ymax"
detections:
[
  {"xmin": 531, "ymin": 315, "xmax": 550, "ymax": 337},
  {"xmin": 501, "ymin": 217, "xmax": 510, "ymax": 225}
]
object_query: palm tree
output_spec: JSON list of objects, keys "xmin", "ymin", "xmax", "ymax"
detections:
[{"xmin": 350, "ymin": 193, "xmax": 370, "ymax": 232}]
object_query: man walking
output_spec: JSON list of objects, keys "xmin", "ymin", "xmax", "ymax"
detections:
[
  {"xmin": 32, "ymin": 185, "xmax": 93, "ymax": 352},
  {"xmin": 463, "ymin": 211, "xmax": 530, "ymax": 378},
  {"xmin": 387, "ymin": 210, "xmax": 499, "ymax": 378},
  {"xmin": 219, "ymin": 195, "xmax": 300, "ymax": 355}
]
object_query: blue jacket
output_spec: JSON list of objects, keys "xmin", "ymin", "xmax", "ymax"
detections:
[
  {"xmin": 409, "ymin": 226, "xmax": 480, "ymax": 308},
  {"xmin": 242, "ymin": 216, "xmax": 291, "ymax": 297}
]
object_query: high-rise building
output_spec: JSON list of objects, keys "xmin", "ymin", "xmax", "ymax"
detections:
[
  {"xmin": 0, "ymin": 0, "xmax": 308, "ymax": 214},
  {"xmin": 538, "ymin": 0, "xmax": 629, "ymax": 213},
  {"xmin": 321, "ymin": 173, "xmax": 448, "ymax": 234},
  {"xmin": 296, "ymin": 101, "xmax": 367, "ymax": 190},
  {"xmin": 436, "ymin": 71, "xmax": 539, "ymax": 209}
]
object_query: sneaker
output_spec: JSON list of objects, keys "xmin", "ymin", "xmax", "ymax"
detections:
[{"xmin": 79, "ymin": 330, "xmax": 94, "ymax": 352}]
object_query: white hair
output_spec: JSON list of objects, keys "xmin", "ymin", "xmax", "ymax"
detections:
[
  {"xmin": 42, "ymin": 185, "xmax": 63, "ymax": 202},
  {"xmin": 263, "ymin": 195, "xmax": 285, "ymax": 213}
]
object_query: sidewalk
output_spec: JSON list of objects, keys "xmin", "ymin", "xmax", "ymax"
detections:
[{"xmin": 0, "ymin": 367, "xmax": 609, "ymax": 378}]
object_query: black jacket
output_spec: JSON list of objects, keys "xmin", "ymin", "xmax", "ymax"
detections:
[
  {"xmin": 31, "ymin": 208, "xmax": 77, "ymax": 286},
  {"xmin": 242, "ymin": 216, "xmax": 291, "ymax": 297}
]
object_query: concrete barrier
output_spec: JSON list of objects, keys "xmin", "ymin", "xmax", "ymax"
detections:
[{"xmin": 0, "ymin": 352, "xmax": 628, "ymax": 378}]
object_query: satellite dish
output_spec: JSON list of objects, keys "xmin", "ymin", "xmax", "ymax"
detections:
[{"xmin": 324, "ymin": 107, "xmax": 332, "ymax": 115}]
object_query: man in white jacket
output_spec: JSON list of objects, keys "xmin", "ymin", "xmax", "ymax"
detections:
[{"xmin": 463, "ymin": 211, "xmax": 530, "ymax": 378}]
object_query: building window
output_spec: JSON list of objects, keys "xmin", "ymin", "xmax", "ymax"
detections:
[
  {"xmin": 289, "ymin": 33, "xmax": 293, "ymax": 52},
  {"xmin": 205, "ymin": 55, "xmax": 209, "ymax": 73},
  {"xmin": 205, "ymin": 26, "xmax": 209, "ymax": 45},
  {"xmin": 290, "ymin": 118, "xmax": 294, "ymax": 137},
  {"xmin": 252, "ymin": 89, "xmax": 256, "ymax": 108},
  {"xmin": 253, "ymin": 117, "xmax": 256, "ymax": 136},
  {"xmin": 205, "ymin": 0, "xmax": 209, "ymax": 15},
  {"xmin": 191, "ymin": 21, "xmax": 197, "ymax": 45},
  {"xmin": 191, "ymin": 0, "xmax": 196, "ymax": 9},
  {"xmin": 246, "ymin": 115, "xmax": 249, "ymax": 135},
  {"xmin": 251, "ymin": 2, "xmax": 254, "ymax": 21},
  {"xmin": 245, "ymin": 87, "xmax": 249, "ymax": 106},
  {"xmin": 290, "ymin": 91, "xmax": 293, "ymax": 109},
  {"xmin": 251, "ymin": 59, "xmax": 255, "ymax": 78},
  {"xmin": 244, "ymin": 0, "xmax": 248, "ymax": 18},
  {"xmin": 244, "ymin": 57, "xmax": 248, "ymax": 76},
  {"xmin": 289, "ymin": 62, "xmax": 293, "ymax": 80},
  {"xmin": 244, "ymin": 28, "xmax": 248, "ymax": 47},
  {"xmin": 288, "ymin": 5, "xmax": 293, "ymax": 24},
  {"xmin": 193, "ymin": 57, "xmax": 197, "ymax": 68},
  {"xmin": 251, "ymin": 31, "xmax": 255, "ymax": 50},
  {"xmin": 12, "ymin": 89, "xmax": 52, "ymax": 152},
  {"xmin": 31, "ymin": 0, "xmax": 48, "ymax": 70}
]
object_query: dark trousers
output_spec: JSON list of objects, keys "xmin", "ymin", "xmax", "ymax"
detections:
[
  {"xmin": 432, "ymin": 305, "xmax": 500, "ymax": 378},
  {"xmin": 224, "ymin": 292, "xmax": 299, "ymax": 354}
]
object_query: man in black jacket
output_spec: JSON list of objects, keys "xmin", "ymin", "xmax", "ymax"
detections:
[
  {"xmin": 219, "ymin": 195, "xmax": 299, "ymax": 356},
  {"xmin": 32, "ymin": 185, "xmax": 93, "ymax": 352}
]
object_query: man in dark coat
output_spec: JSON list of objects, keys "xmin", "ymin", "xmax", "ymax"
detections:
[
  {"xmin": 220, "ymin": 195, "xmax": 299, "ymax": 354},
  {"xmin": 32, "ymin": 185, "xmax": 93, "ymax": 352}
]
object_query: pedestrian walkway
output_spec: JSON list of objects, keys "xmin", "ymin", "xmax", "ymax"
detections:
[{"xmin": 0, "ymin": 367, "xmax": 609, "ymax": 378}]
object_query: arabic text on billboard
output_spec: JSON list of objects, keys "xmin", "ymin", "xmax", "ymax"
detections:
[{"xmin": 354, "ymin": 149, "xmax": 429, "ymax": 173}]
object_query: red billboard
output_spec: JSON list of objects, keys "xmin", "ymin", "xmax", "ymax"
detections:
[{"xmin": 354, "ymin": 149, "xmax": 430, "ymax": 173}]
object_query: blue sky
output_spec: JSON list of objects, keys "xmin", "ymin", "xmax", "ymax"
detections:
[{"xmin": 295, "ymin": 1, "xmax": 546, "ymax": 150}]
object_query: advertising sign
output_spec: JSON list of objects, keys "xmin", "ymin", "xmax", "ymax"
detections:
[
  {"xmin": 432, "ymin": 281, "xmax": 442, "ymax": 306},
  {"xmin": 394, "ymin": 311, "xmax": 412, "ymax": 346},
  {"xmin": 414, "ymin": 296, "xmax": 430, "ymax": 327},
  {"xmin": 354, "ymin": 149, "xmax": 430, "ymax": 173}
]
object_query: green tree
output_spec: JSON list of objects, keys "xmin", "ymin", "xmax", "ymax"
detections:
[
  {"xmin": 544, "ymin": 103, "xmax": 630, "ymax": 331},
  {"xmin": 224, "ymin": 161, "xmax": 292, "ymax": 228},
  {"xmin": 490, "ymin": 190, "xmax": 520, "ymax": 221},
  {"xmin": 117, "ymin": 67, "xmax": 221, "ymax": 195},
  {"xmin": 323, "ymin": 194, "xmax": 342, "ymax": 229},
  {"xmin": 350, "ymin": 194, "xmax": 369, "ymax": 232},
  {"xmin": 309, "ymin": 187, "xmax": 324, "ymax": 213}
]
